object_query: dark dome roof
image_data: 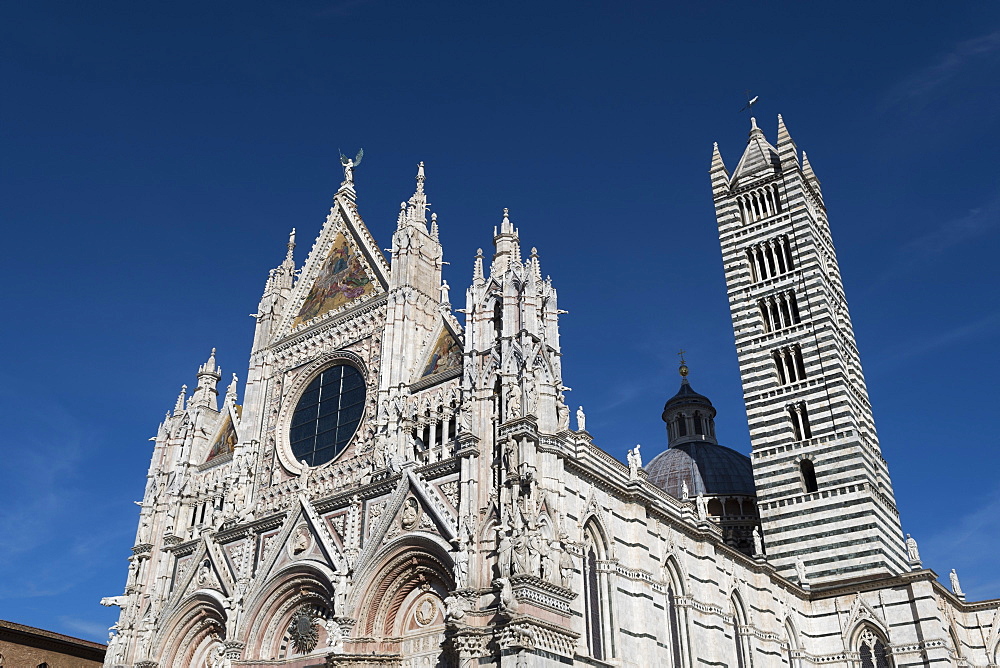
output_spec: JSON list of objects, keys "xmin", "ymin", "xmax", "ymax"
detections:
[
  {"xmin": 662, "ymin": 378, "xmax": 714, "ymax": 418},
  {"xmin": 645, "ymin": 441, "xmax": 756, "ymax": 498}
]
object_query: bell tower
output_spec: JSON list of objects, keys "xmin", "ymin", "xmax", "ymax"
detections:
[{"xmin": 711, "ymin": 116, "xmax": 908, "ymax": 584}]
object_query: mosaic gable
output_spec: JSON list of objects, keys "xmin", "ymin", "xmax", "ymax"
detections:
[
  {"xmin": 293, "ymin": 231, "xmax": 376, "ymax": 329},
  {"xmin": 418, "ymin": 324, "xmax": 463, "ymax": 380}
]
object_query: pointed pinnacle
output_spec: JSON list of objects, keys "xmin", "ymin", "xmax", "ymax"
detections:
[{"xmin": 174, "ymin": 385, "xmax": 188, "ymax": 413}]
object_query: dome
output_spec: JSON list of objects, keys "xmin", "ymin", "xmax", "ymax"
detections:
[
  {"xmin": 645, "ymin": 441, "xmax": 756, "ymax": 499},
  {"xmin": 661, "ymin": 377, "xmax": 715, "ymax": 417}
]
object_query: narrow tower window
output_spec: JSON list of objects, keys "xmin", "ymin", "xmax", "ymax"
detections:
[
  {"xmin": 800, "ymin": 459, "xmax": 819, "ymax": 493},
  {"xmin": 788, "ymin": 403, "xmax": 812, "ymax": 440},
  {"xmin": 759, "ymin": 299, "xmax": 771, "ymax": 332}
]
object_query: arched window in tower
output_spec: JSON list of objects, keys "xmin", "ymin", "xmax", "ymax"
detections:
[
  {"xmin": 788, "ymin": 402, "xmax": 812, "ymax": 441},
  {"xmin": 773, "ymin": 346, "xmax": 807, "ymax": 385},
  {"xmin": 746, "ymin": 248, "xmax": 759, "ymax": 282},
  {"xmin": 799, "ymin": 459, "xmax": 819, "ymax": 493},
  {"xmin": 758, "ymin": 300, "xmax": 772, "ymax": 332},
  {"xmin": 583, "ymin": 521, "xmax": 611, "ymax": 660},
  {"xmin": 677, "ymin": 413, "xmax": 688, "ymax": 437},
  {"xmin": 773, "ymin": 351, "xmax": 787, "ymax": 384},
  {"xmin": 857, "ymin": 628, "xmax": 893, "ymax": 668}
]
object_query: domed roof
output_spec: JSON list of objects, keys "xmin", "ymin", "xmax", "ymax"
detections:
[
  {"xmin": 662, "ymin": 377, "xmax": 715, "ymax": 417},
  {"xmin": 645, "ymin": 441, "xmax": 756, "ymax": 499}
]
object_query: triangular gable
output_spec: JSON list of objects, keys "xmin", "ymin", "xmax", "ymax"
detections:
[
  {"xmin": 171, "ymin": 539, "xmax": 230, "ymax": 603},
  {"xmin": 416, "ymin": 322, "xmax": 463, "ymax": 381},
  {"xmin": 279, "ymin": 196, "xmax": 390, "ymax": 337},
  {"xmin": 256, "ymin": 496, "xmax": 347, "ymax": 583},
  {"xmin": 842, "ymin": 593, "xmax": 889, "ymax": 640},
  {"xmin": 357, "ymin": 470, "xmax": 458, "ymax": 567}
]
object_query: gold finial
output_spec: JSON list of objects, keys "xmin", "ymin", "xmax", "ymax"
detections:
[{"xmin": 677, "ymin": 350, "xmax": 689, "ymax": 377}]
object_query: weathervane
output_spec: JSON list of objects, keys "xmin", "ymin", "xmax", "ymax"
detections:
[
  {"xmin": 739, "ymin": 90, "xmax": 759, "ymax": 115},
  {"xmin": 339, "ymin": 148, "xmax": 364, "ymax": 187}
]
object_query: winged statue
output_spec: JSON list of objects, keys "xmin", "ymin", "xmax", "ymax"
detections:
[{"xmin": 339, "ymin": 148, "xmax": 363, "ymax": 186}]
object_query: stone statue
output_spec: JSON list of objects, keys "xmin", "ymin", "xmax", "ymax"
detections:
[
  {"xmin": 495, "ymin": 528, "xmax": 513, "ymax": 577},
  {"xmin": 576, "ymin": 406, "xmax": 586, "ymax": 432},
  {"xmin": 453, "ymin": 543, "xmax": 470, "ymax": 589},
  {"xmin": 324, "ymin": 618, "xmax": 344, "ymax": 653},
  {"xmin": 333, "ymin": 571, "xmax": 350, "ymax": 616},
  {"xmin": 340, "ymin": 149, "xmax": 363, "ymax": 186},
  {"xmin": 401, "ymin": 498, "xmax": 419, "ymax": 529},
  {"xmin": 752, "ymin": 527, "xmax": 763, "ymax": 556},
  {"xmin": 627, "ymin": 444, "xmax": 642, "ymax": 477},
  {"xmin": 494, "ymin": 577, "xmax": 519, "ymax": 617},
  {"xmin": 444, "ymin": 595, "xmax": 469, "ymax": 623},
  {"xmin": 505, "ymin": 384, "xmax": 521, "ymax": 420},
  {"xmin": 524, "ymin": 371, "xmax": 538, "ymax": 414},
  {"xmin": 526, "ymin": 526, "xmax": 542, "ymax": 576},
  {"xmin": 541, "ymin": 539, "xmax": 559, "ymax": 584},
  {"xmin": 557, "ymin": 401, "xmax": 570, "ymax": 431},
  {"xmin": 511, "ymin": 531, "xmax": 529, "ymax": 574},
  {"xmin": 905, "ymin": 534, "xmax": 920, "ymax": 563},
  {"xmin": 681, "ymin": 480, "xmax": 690, "ymax": 501},
  {"xmin": 696, "ymin": 495, "xmax": 708, "ymax": 520},
  {"xmin": 558, "ymin": 538, "xmax": 575, "ymax": 588},
  {"xmin": 795, "ymin": 558, "xmax": 807, "ymax": 585},
  {"xmin": 211, "ymin": 640, "xmax": 230, "ymax": 668},
  {"xmin": 137, "ymin": 515, "xmax": 151, "ymax": 544},
  {"xmin": 950, "ymin": 569, "xmax": 964, "ymax": 597},
  {"xmin": 100, "ymin": 596, "xmax": 127, "ymax": 608}
]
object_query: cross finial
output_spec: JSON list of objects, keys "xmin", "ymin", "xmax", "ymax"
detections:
[{"xmin": 677, "ymin": 350, "xmax": 689, "ymax": 378}]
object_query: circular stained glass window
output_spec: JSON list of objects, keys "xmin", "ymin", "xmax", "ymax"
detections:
[{"xmin": 289, "ymin": 364, "xmax": 366, "ymax": 467}]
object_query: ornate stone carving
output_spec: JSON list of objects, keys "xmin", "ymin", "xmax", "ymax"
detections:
[{"xmin": 287, "ymin": 607, "xmax": 320, "ymax": 654}]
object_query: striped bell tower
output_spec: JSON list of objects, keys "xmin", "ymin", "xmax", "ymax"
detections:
[{"xmin": 711, "ymin": 116, "xmax": 909, "ymax": 584}]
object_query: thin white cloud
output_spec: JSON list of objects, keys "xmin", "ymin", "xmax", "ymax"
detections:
[
  {"xmin": 58, "ymin": 616, "xmax": 112, "ymax": 643},
  {"xmin": 874, "ymin": 310, "xmax": 1000, "ymax": 368},
  {"xmin": 898, "ymin": 195, "xmax": 1000, "ymax": 259},
  {"xmin": 873, "ymin": 190, "xmax": 1000, "ymax": 284},
  {"xmin": 882, "ymin": 29, "xmax": 1000, "ymax": 111},
  {"xmin": 917, "ymin": 485, "xmax": 1000, "ymax": 600}
]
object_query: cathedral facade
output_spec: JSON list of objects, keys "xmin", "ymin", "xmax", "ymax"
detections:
[{"xmin": 104, "ymin": 118, "xmax": 1000, "ymax": 668}]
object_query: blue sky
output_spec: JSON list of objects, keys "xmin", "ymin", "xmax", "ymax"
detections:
[{"xmin": 2, "ymin": 1, "xmax": 998, "ymax": 642}]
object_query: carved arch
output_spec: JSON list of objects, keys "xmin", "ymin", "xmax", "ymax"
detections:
[
  {"xmin": 352, "ymin": 535, "xmax": 455, "ymax": 649},
  {"xmin": 662, "ymin": 554, "xmax": 686, "ymax": 595},
  {"xmin": 155, "ymin": 591, "xmax": 227, "ymax": 667},
  {"xmin": 240, "ymin": 563, "xmax": 334, "ymax": 660},
  {"xmin": 849, "ymin": 624, "xmax": 893, "ymax": 668},
  {"xmin": 784, "ymin": 617, "xmax": 800, "ymax": 667}
]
